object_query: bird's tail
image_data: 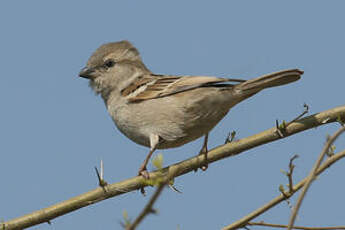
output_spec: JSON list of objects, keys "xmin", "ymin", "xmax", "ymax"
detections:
[{"xmin": 233, "ymin": 69, "xmax": 303, "ymax": 98}]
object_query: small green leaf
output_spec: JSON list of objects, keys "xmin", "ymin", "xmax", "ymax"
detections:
[
  {"xmin": 280, "ymin": 169, "xmax": 288, "ymax": 176},
  {"xmin": 279, "ymin": 120, "xmax": 287, "ymax": 129},
  {"xmin": 152, "ymin": 154, "xmax": 164, "ymax": 170},
  {"xmin": 279, "ymin": 184, "xmax": 285, "ymax": 193},
  {"xmin": 122, "ymin": 210, "xmax": 131, "ymax": 226}
]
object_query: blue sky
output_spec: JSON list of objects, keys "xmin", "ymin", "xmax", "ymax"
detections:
[{"xmin": 1, "ymin": 1, "xmax": 345, "ymax": 229}]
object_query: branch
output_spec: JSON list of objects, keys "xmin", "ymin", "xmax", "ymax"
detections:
[
  {"xmin": 287, "ymin": 154, "xmax": 299, "ymax": 193},
  {"xmin": 125, "ymin": 167, "xmax": 178, "ymax": 230},
  {"xmin": 125, "ymin": 183, "xmax": 165, "ymax": 230},
  {"xmin": 248, "ymin": 221, "xmax": 345, "ymax": 229},
  {"xmin": 2, "ymin": 105, "xmax": 345, "ymax": 230},
  {"xmin": 287, "ymin": 126, "xmax": 345, "ymax": 229},
  {"xmin": 222, "ymin": 148, "xmax": 345, "ymax": 230}
]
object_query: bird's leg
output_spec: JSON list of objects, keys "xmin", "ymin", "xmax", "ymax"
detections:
[
  {"xmin": 138, "ymin": 134, "xmax": 159, "ymax": 179},
  {"xmin": 198, "ymin": 134, "xmax": 209, "ymax": 171}
]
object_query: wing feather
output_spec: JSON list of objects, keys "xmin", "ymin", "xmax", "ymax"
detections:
[{"xmin": 125, "ymin": 75, "xmax": 245, "ymax": 103}]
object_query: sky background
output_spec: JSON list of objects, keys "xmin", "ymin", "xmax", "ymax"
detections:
[{"xmin": 1, "ymin": 1, "xmax": 345, "ymax": 229}]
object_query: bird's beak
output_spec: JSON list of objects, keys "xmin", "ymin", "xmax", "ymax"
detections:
[{"xmin": 79, "ymin": 67, "xmax": 96, "ymax": 79}]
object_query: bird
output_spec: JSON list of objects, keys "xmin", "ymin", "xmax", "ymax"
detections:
[{"xmin": 79, "ymin": 40, "xmax": 303, "ymax": 178}]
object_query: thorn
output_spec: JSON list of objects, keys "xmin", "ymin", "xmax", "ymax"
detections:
[
  {"xmin": 168, "ymin": 184, "xmax": 182, "ymax": 194},
  {"xmin": 100, "ymin": 159, "xmax": 104, "ymax": 182},
  {"xmin": 224, "ymin": 131, "xmax": 236, "ymax": 144},
  {"xmin": 95, "ymin": 159, "xmax": 108, "ymax": 189},
  {"xmin": 275, "ymin": 119, "xmax": 284, "ymax": 137}
]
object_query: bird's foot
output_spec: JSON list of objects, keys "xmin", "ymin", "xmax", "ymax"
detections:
[
  {"xmin": 198, "ymin": 146, "xmax": 208, "ymax": 171},
  {"xmin": 138, "ymin": 166, "xmax": 150, "ymax": 180},
  {"xmin": 138, "ymin": 166, "xmax": 150, "ymax": 195}
]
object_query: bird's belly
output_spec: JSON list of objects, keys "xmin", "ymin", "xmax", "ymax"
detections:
[
  {"xmin": 158, "ymin": 105, "xmax": 230, "ymax": 149},
  {"xmin": 108, "ymin": 90, "xmax": 231, "ymax": 150}
]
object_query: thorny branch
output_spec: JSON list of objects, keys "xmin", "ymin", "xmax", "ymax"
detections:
[
  {"xmin": 287, "ymin": 155, "xmax": 298, "ymax": 193},
  {"xmin": 123, "ymin": 166, "xmax": 178, "ymax": 230},
  {"xmin": 125, "ymin": 182, "xmax": 165, "ymax": 230},
  {"xmin": 223, "ymin": 126, "xmax": 345, "ymax": 230},
  {"xmin": 2, "ymin": 105, "xmax": 345, "ymax": 230},
  {"xmin": 287, "ymin": 126, "xmax": 345, "ymax": 230},
  {"xmin": 279, "ymin": 154, "xmax": 298, "ymax": 208},
  {"xmin": 223, "ymin": 148, "xmax": 345, "ymax": 230},
  {"xmin": 247, "ymin": 221, "xmax": 345, "ymax": 229},
  {"xmin": 95, "ymin": 159, "xmax": 108, "ymax": 188}
]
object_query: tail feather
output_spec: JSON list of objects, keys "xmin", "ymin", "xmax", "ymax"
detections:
[{"xmin": 236, "ymin": 69, "xmax": 303, "ymax": 92}]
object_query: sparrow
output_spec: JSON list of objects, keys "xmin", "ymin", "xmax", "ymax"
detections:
[{"xmin": 79, "ymin": 40, "xmax": 303, "ymax": 178}]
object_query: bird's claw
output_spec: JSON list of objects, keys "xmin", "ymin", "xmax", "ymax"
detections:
[{"xmin": 139, "ymin": 169, "xmax": 150, "ymax": 180}]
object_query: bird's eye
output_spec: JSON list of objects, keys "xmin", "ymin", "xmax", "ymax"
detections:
[{"xmin": 104, "ymin": 59, "xmax": 116, "ymax": 68}]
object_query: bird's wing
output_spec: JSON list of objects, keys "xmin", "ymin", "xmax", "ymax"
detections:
[{"xmin": 122, "ymin": 74, "xmax": 246, "ymax": 103}]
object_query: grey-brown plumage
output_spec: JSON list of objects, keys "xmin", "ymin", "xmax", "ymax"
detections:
[{"xmin": 79, "ymin": 40, "xmax": 303, "ymax": 178}]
